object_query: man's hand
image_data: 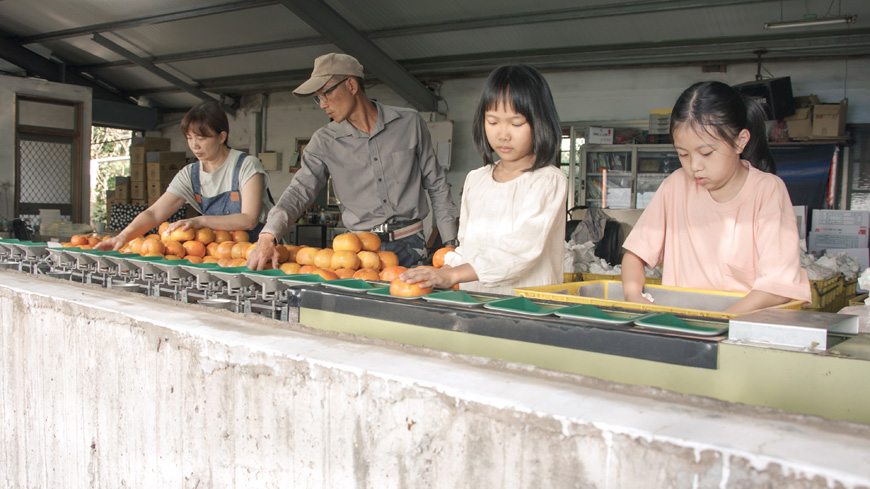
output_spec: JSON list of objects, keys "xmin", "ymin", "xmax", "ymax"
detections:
[{"xmin": 246, "ymin": 234, "xmax": 280, "ymax": 271}]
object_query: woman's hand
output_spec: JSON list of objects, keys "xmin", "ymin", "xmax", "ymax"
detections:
[{"xmin": 168, "ymin": 217, "xmax": 203, "ymax": 232}]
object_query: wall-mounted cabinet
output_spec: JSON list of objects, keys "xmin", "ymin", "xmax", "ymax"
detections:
[{"xmin": 569, "ymin": 144, "xmax": 679, "ymax": 209}]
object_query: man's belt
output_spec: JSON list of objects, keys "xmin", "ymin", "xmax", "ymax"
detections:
[{"xmin": 369, "ymin": 220, "xmax": 423, "ymax": 242}]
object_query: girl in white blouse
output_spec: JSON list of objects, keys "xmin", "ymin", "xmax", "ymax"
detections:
[{"xmin": 401, "ymin": 64, "xmax": 567, "ymax": 295}]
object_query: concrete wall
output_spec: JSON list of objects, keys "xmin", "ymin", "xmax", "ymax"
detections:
[
  {"xmin": 2, "ymin": 270, "xmax": 870, "ymax": 488},
  {"xmin": 0, "ymin": 75, "xmax": 93, "ymax": 222}
]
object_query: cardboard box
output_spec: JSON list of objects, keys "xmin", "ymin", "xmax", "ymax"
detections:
[
  {"xmin": 258, "ymin": 152, "xmax": 281, "ymax": 171},
  {"xmin": 113, "ymin": 177, "xmax": 130, "ymax": 204},
  {"xmin": 784, "ymin": 107, "xmax": 812, "ymax": 139},
  {"xmin": 131, "ymin": 136, "xmax": 171, "ymax": 151},
  {"xmin": 131, "ymin": 182, "xmax": 145, "ymax": 200},
  {"xmin": 146, "ymin": 151, "xmax": 186, "ymax": 164},
  {"xmin": 586, "ymin": 127, "xmax": 613, "ymax": 144},
  {"xmin": 130, "ymin": 163, "xmax": 145, "ymax": 182},
  {"xmin": 131, "ymin": 147, "xmax": 146, "ymax": 166},
  {"xmin": 147, "ymin": 182, "xmax": 168, "ymax": 203},
  {"xmin": 812, "ymin": 99, "xmax": 848, "ymax": 138},
  {"xmin": 130, "ymin": 198, "xmax": 147, "ymax": 206},
  {"xmin": 146, "ymin": 153, "xmax": 185, "ymax": 183},
  {"xmin": 808, "ymin": 232, "xmax": 868, "ymax": 254},
  {"xmin": 811, "ymin": 209, "xmax": 870, "ymax": 229}
]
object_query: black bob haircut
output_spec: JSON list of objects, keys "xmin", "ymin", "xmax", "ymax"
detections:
[{"xmin": 472, "ymin": 64, "xmax": 562, "ymax": 171}]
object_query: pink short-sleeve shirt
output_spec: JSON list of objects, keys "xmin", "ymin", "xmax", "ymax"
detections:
[{"xmin": 623, "ymin": 165, "xmax": 811, "ymax": 303}]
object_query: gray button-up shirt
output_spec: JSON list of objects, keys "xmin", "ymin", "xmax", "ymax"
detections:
[{"xmin": 262, "ymin": 102, "xmax": 458, "ymax": 242}]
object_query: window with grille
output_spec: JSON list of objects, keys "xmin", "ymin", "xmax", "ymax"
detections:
[{"xmin": 15, "ymin": 96, "xmax": 83, "ymax": 224}]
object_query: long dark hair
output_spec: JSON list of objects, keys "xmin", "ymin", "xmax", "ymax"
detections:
[
  {"xmin": 472, "ymin": 64, "xmax": 562, "ymax": 171},
  {"xmin": 180, "ymin": 101, "xmax": 230, "ymax": 147},
  {"xmin": 669, "ymin": 81, "xmax": 775, "ymax": 173}
]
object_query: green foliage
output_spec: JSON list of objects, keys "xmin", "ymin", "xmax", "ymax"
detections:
[{"xmin": 90, "ymin": 127, "xmax": 131, "ymax": 225}]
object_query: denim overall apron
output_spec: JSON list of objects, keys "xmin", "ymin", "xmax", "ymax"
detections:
[{"xmin": 191, "ymin": 152, "xmax": 271, "ymax": 241}]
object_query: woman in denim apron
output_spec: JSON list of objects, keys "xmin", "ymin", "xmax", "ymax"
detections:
[{"xmin": 97, "ymin": 102, "xmax": 273, "ymax": 251}]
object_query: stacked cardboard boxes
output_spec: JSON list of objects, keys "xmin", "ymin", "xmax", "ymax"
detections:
[
  {"xmin": 146, "ymin": 151, "xmax": 186, "ymax": 204},
  {"xmin": 783, "ymin": 95, "xmax": 848, "ymax": 140},
  {"xmin": 130, "ymin": 137, "xmax": 172, "ymax": 205}
]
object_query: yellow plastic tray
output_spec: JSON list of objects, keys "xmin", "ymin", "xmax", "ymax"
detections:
[
  {"xmin": 802, "ymin": 274, "xmax": 842, "ymax": 312},
  {"xmin": 514, "ymin": 280, "xmax": 804, "ymax": 319},
  {"xmin": 581, "ymin": 272, "xmax": 662, "ymax": 285}
]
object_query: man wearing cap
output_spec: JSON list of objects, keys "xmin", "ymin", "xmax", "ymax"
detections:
[{"xmin": 247, "ymin": 53, "xmax": 458, "ymax": 270}]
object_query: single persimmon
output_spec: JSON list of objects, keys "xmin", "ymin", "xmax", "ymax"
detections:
[
  {"xmin": 87, "ymin": 236, "xmax": 100, "ymax": 247},
  {"xmin": 158, "ymin": 222, "xmax": 171, "ymax": 237},
  {"xmin": 280, "ymin": 262, "xmax": 301, "ymax": 275},
  {"xmin": 353, "ymin": 268, "xmax": 380, "ymax": 281},
  {"xmin": 295, "ymin": 247, "xmax": 319, "ymax": 266},
  {"xmin": 183, "ymin": 240, "xmax": 206, "ymax": 258},
  {"xmin": 230, "ymin": 258, "xmax": 248, "ymax": 268},
  {"xmin": 311, "ymin": 268, "xmax": 339, "ymax": 281},
  {"xmin": 163, "ymin": 239, "xmax": 185, "ymax": 258},
  {"xmin": 299, "ymin": 265, "xmax": 320, "ymax": 274},
  {"xmin": 206, "ymin": 241, "xmax": 220, "ymax": 257},
  {"xmin": 275, "ymin": 245, "xmax": 290, "ymax": 264},
  {"xmin": 163, "ymin": 254, "xmax": 183, "ymax": 260},
  {"xmin": 377, "ymin": 251, "xmax": 399, "ymax": 270},
  {"xmin": 202, "ymin": 256, "xmax": 220, "ymax": 264},
  {"xmin": 129, "ymin": 237, "xmax": 146, "ymax": 254},
  {"xmin": 217, "ymin": 258, "xmax": 235, "ymax": 267},
  {"xmin": 330, "ymin": 250, "xmax": 361, "ymax": 270},
  {"xmin": 231, "ymin": 241, "xmax": 251, "ymax": 259},
  {"xmin": 431, "ymin": 247, "xmax": 452, "ymax": 268},
  {"xmin": 379, "ymin": 265, "xmax": 408, "ymax": 282},
  {"xmin": 70, "ymin": 235, "xmax": 89, "ymax": 246},
  {"xmin": 186, "ymin": 256, "xmax": 204, "ymax": 264},
  {"xmin": 216, "ymin": 241, "xmax": 235, "ymax": 259},
  {"xmin": 169, "ymin": 227, "xmax": 195, "ymax": 242},
  {"xmin": 140, "ymin": 239, "xmax": 165, "ymax": 256},
  {"xmin": 313, "ymin": 248, "xmax": 335, "ymax": 269},
  {"xmin": 231, "ymin": 230, "xmax": 249, "ymax": 243},
  {"xmin": 213, "ymin": 230, "xmax": 232, "ymax": 243},
  {"xmin": 390, "ymin": 278, "xmax": 432, "ymax": 297},
  {"xmin": 334, "ymin": 268, "xmax": 355, "ymax": 279},
  {"xmin": 284, "ymin": 245, "xmax": 303, "ymax": 263},
  {"xmin": 196, "ymin": 228, "xmax": 215, "ymax": 245},
  {"xmin": 357, "ymin": 232, "xmax": 381, "ymax": 252},
  {"xmin": 333, "ymin": 233, "xmax": 362, "ymax": 253},
  {"xmin": 357, "ymin": 250, "xmax": 381, "ymax": 270}
]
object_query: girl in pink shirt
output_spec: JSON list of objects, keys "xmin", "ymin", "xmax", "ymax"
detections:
[{"xmin": 622, "ymin": 81, "xmax": 811, "ymax": 314}]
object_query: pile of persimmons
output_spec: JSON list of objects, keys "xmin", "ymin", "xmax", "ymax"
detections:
[{"xmin": 67, "ymin": 224, "xmax": 453, "ymax": 297}]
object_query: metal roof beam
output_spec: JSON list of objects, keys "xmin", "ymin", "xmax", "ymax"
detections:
[
  {"xmin": 277, "ymin": 0, "xmax": 438, "ymax": 112},
  {"xmin": 0, "ymin": 32, "xmax": 133, "ymax": 104},
  {"xmin": 16, "ymin": 0, "xmax": 279, "ymax": 44},
  {"xmin": 91, "ymin": 33, "xmax": 235, "ymax": 115}
]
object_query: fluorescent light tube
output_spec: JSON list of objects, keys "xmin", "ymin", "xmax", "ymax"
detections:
[{"xmin": 764, "ymin": 14, "xmax": 856, "ymax": 29}]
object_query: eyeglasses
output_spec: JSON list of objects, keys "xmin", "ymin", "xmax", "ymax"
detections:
[{"xmin": 313, "ymin": 78, "xmax": 348, "ymax": 106}]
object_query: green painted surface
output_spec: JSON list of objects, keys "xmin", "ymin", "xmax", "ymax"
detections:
[{"xmin": 300, "ymin": 308, "xmax": 870, "ymax": 425}]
